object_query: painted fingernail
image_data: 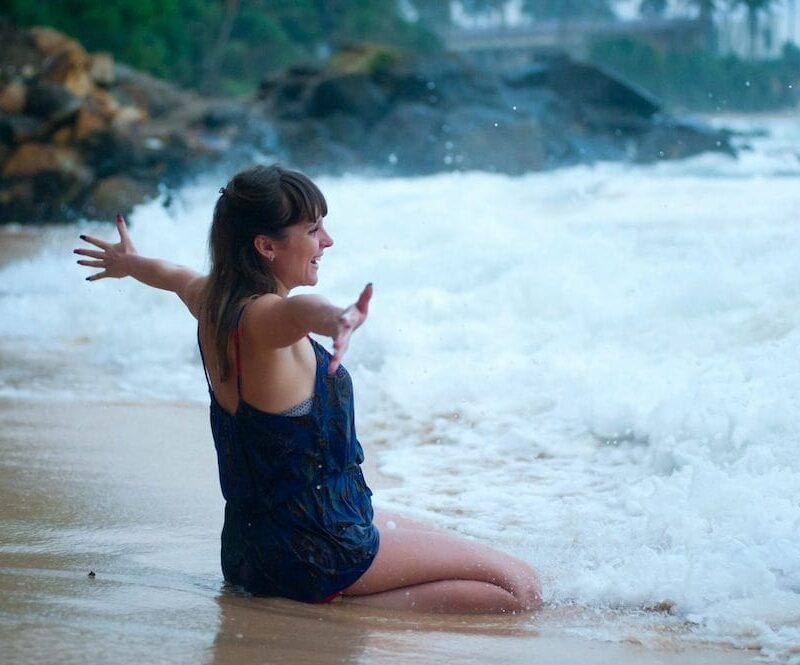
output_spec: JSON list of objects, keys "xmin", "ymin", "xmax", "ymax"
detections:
[
  {"xmin": 79, "ymin": 235, "xmax": 86, "ymax": 240},
  {"xmin": 116, "ymin": 214, "xmax": 124, "ymax": 223},
  {"xmin": 85, "ymin": 277, "xmax": 90, "ymax": 281}
]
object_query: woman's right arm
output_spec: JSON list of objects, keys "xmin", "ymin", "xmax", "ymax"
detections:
[{"xmin": 74, "ymin": 215, "xmax": 207, "ymax": 319}]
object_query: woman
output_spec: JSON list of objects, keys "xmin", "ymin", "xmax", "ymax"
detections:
[{"xmin": 75, "ymin": 164, "xmax": 542, "ymax": 614}]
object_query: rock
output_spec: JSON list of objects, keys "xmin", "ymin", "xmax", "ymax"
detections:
[
  {"xmin": 51, "ymin": 126, "xmax": 73, "ymax": 145},
  {"xmin": 0, "ymin": 80, "xmax": 27, "ymax": 115},
  {"xmin": 0, "ymin": 114, "xmax": 49, "ymax": 145},
  {"xmin": 0, "ymin": 26, "xmax": 48, "ymax": 72},
  {"xmin": 82, "ymin": 175, "xmax": 158, "ymax": 219},
  {"xmin": 25, "ymin": 82, "xmax": 81, "ymax": 121},
  {"xmin": 635, "ymin": 117, "xmax": 736, "ymax": 162},
  {"xmin": 2, "ymin": 142, "xmax": 89, "ymax": 179},
  {"xmin": 39, "ymin": 48, "xmax": 93, "ymax": 98},
  {"xmin": 308, "ymin": 73, "xmax": 388, "ymax": 123},
  {"xmin": 367, "ymin": 103, "xmax": 443, "ymax": 173},
  {"xmin": 89, "ymin": 53, "xmax": 115, "ymax": 86},
  {"xmin": 72, "ymin": 107, "xmax": 107, "ymax": 142},
  {"xmin": 84, "ymin": 89, "xmax": 121, "ymax": 121},
  {"xmin": 112, "ymin": 64, "xmax": 192, "ymax": 118},
  {"xmin": 443, "ymin": 107, "xmax": 546, "ymax": 174},
  {"xmin": 77, "ymin": 128, "xmax": 147, "ymax": 178},
  {"xmin": 111, "ymin": 105, "xmax": 147, "ymax": 129},
  {"xmin": 29, "ymin": 26, "xmax": 86, "ymax": 59},
  {"xmin": 0, "ymin": 143, "xmax": 94, "ymax": 223}
]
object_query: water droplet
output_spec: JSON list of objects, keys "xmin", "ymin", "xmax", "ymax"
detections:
[
  {"xmin": 745, "ymin": 80, "xmax": 751, "ymax": 87},
  {"xmin": 316, "ymin": 484, "xmax": 321, "ymax": 490},
  {"xmin": 388, "ymin": 153, "xmax": 398, "ymax": 165},
  {"xmin": 493, "ymin": 122, "xmax": 499, "ymax": 127},
  {"xmin": 386, "ymin": 520, "xmax": 397, "ymax": 530},
  {"xmin": 512, "ymin": 105, "xmax": 517, "ymax": 111}
]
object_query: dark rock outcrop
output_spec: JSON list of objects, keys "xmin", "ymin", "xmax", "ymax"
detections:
[
  {"xmin": 258, "ymin": 46, "xmax": 733, "ymax": 176},
  {"xmin": 0, "ymin": 26, "xmax": 267, "ymax": 223},
  {"xmin": 0, "ymin": 30, "xmax": 735, "ymax": 224}
]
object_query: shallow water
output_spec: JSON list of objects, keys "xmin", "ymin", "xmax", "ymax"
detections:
[{"xmin": 0, "ymin": 114, "xmax": 798, "ymax": 662}]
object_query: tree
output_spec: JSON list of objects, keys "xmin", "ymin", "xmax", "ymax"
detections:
[
  {"xmin": 639, "ymin": 0, "xmax": 669, "ymax": 17},
  {"xmin": 521, "ymin": 0, "xmax": 615, "ymax": 21},
  {"xmin": 460, "ymin": 0, "xmax": 508, "ymax": 17},
  {"xmin": 730, "ymin": 0, "xmax": 777, "ymax": 57},
  {"xmin": 201, "ymin": 0, "xmax": 241, "ymax": 93},
  {"xmin": 411, "ymin": 0, "xmax": 452, "ymax": 30}
]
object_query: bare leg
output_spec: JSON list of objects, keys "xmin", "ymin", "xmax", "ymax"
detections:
[
  {"xmin": 372, "ymin": 509, "xmax": 445, "ymax": 533},
  {"xmin": 342, "ymin": 520, "xmax": 542, "ymax": 614}
]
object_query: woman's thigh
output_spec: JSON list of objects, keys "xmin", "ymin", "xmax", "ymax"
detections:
[
  {"xmin": 372, "ymin": 509, "xmax": 444, "ymax": 533},
  {"xmin": 342, "ymin": 521, "xmax": 540, "ymax": 607}
]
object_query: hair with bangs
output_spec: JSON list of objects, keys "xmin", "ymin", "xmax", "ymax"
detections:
[{"xmin": 203, "ymin": 164, "xmax": 327, "ymax": 380}]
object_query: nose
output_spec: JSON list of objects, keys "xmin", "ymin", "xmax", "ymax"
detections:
[{"xmin": 321, "ymin": 226, "xmax": 334, "ymax": 248}]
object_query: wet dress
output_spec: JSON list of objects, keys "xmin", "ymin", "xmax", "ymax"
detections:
[{"xmin": 198, "ymin": 306, "xmax": 380, "ymax": 602}]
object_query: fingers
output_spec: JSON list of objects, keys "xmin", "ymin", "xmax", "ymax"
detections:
[
  {"xmin": 73, "ymin": 248, "xmax": 105, "ymax": 259},
  {"xmin": 356, "ymin": 282, "xmax": 373, "ymax": 314},
  {"xmin": 329, "ymin": 332, "xmax": 351, "ymax": 376},
  {"xmin": 79, "ymin": 234, "xmax": 111, "ymax": 251},
  {"xmin": 86, "ymin": 270, "xmax": 109, "ymax": 282},
  {"xmin": 116, "ymin": 214, "xmax": 132, "ymax": 245},
  {"xmin": 77, "ymin": 259, "xmax": 104, "ymax": 267}
]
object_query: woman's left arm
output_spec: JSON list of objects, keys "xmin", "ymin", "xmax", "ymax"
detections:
[{"xmin": 74, "ymin": 215, "xmax": 207, "ymax": 319}]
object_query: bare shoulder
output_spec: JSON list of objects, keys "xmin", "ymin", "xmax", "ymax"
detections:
[
  {"xmin": 179, "ymin": 273, "xmax": 209, "ymax": 319},
  {"xmin": 241, "ymin": 293, "xmax": 311, "ymax": 350}
]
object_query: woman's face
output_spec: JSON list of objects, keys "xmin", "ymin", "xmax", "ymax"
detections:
[{"xmin": 269, "ymin": 217, "xmax": 334, "ymax": 292}]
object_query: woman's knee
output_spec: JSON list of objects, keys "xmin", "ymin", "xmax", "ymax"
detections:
[{"xmin": 504, "ymin": 559, "xmax": 543, "ymax": 610}]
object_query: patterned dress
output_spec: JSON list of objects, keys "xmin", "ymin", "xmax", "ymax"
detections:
[{"xmin": 199, "ymin": 321, "xmax": 379, "ymax": 602}]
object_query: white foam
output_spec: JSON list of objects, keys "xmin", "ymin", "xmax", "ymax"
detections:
[{"xmin": 1, "ymin": 116, "xmax": 799, "ymax": 660}]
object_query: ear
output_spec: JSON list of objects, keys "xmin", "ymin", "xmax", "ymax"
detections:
[{"xmin": 253, "ymin": 235, "xmax": 276, "ymax": 262}]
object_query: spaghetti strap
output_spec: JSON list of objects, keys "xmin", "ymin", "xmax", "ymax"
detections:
[
  {"xmin": 232, "ymin": 296, "xmax": 258, "ymax": 398},
  {"xmin": 197, "ymin": 325, "xmax": 213, "ymax": 395}
]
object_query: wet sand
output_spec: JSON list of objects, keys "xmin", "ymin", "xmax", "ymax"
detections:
[{"xmin": 0, "ymin": 399, "xmax": 761, "ymax": 664}]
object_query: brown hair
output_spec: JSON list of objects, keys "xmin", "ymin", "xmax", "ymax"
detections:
[{"xmin": 203, "ymin": 164, "xmax": 327, "ymax": 379}]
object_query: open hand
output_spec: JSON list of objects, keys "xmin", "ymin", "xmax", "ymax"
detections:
[
  {"xmin": 328, "ymin": 283, "xmax": 373, "ymax": 376},
  {"xmin": 74, "ymin": 214, "xmax": 138, "ymax": 281}
]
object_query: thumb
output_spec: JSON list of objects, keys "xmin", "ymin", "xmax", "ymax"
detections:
[
  {"xmin": 356, "ymin": 282, "xmax": 373, "ymax": 314},
  {"xmin": 116, "ymin": 214, "xmax": 133, "ymax": 247}
]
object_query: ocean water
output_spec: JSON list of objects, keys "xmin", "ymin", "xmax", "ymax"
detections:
[{"xmin": 1, "ymin": 115, "xmax": 799, "ymax": 661}]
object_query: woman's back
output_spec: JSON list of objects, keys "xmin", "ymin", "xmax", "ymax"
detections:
[
  {"xmin": 198, "ymin": 303, "xmax": 379, "ymax": 602},
  {"xmin": 198, "ymin": 296, "xmax": 317, "ymax": 417}
]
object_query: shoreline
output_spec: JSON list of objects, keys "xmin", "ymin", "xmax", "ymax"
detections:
[{"xmin": 0, "ymin": 398, "xmax": 761, "ymax": 664}]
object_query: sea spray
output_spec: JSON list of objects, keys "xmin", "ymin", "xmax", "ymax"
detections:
[{"xmin": 1, "ymin": 116, "xmax": 798, "ymax": 660}]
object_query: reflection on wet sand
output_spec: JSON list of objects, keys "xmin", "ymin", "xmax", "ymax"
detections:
[{"xmin": 0, "ymin": 400, "xmax": 758, "ymax": 664}]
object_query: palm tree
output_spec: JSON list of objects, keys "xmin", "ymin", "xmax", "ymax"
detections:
[
  {"xmin": 521, "ymin": 0, "xmax": 615, "ymax": 20},
  {"xmin": 681, "ymin": 0, "xmax": 720, "ymax": 52},
  {"xmin": 731, "ymin": 0, "xmax": 777, "ymax": 57},
  {"xmin": 639, "ymin": 0, "xmax": 669, "ymax": 17}
]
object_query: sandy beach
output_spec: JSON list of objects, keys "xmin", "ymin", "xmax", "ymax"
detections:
[{"xmin": 0, "ymin": 399, "xmax": 762, "ymax": 664}]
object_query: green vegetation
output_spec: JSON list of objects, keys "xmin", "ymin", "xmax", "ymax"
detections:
[
  {"xmin": 590, "ymin": 38, "xmax": 800, "ymax": 112},
  {"xmin": 1, "ymin": 0, "xmax": 438, "ymax": 94}
]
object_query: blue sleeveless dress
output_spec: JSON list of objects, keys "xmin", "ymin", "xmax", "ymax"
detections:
[{"xmin": 198, "ymin": 310, "xmax": 380, "ymax": 602}]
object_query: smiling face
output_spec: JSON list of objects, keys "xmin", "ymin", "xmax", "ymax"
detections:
[{"xmin": 262, "ymin": 217, "xmax": 334, "ymax": 294}]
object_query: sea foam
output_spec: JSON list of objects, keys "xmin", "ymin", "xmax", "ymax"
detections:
[{"xmin": 1, "ymin": 115, "xmax": 799, "ymax": 660}]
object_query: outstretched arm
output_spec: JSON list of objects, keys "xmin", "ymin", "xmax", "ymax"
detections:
[
  {"xmin": 246, "ymin": 284, "xmax": 373, "ymax": 375},
  {"xmin": 74, "ymin": 215, "xmax": 207, "ymax": 319}
]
